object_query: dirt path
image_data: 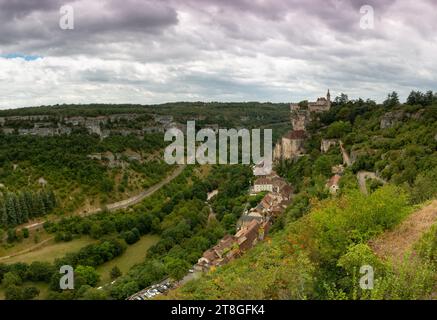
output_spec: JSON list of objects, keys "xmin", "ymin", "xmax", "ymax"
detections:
[
  {"xmin": 81, "ymin": 164, "xmax": 186, "ymax": 216},
  {"xmin": 0, "ymin": 237, "xmax": 54, "ymax": 262},
  {"xmin": 369, "ymin": 200, "xmax": 437, "ymax": 262},
  {"xmin": 339, "ymin": 141, "xmax": 352, "ymax": 167},
  {"xmin": 356, "ymin": 171, "xmax": 387, "ymax": 195}
]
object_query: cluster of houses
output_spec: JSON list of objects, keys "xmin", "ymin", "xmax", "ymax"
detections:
[{"xmin": 194, "ymin": 170, "xmax": 292, "ymax": 273}]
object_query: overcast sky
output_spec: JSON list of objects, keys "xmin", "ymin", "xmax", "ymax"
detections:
[{"xmin": 0, "ymin": 0, "xmax": 436, "ymax": 109}]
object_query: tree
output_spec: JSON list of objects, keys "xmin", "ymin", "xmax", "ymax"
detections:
[
  {"xmin": 383, "ymin": 91, "xmax": 400, "ymax": 109},
  {"xmin": 334, "ymin": 93, "xmax": 349, "ymax": 105},
  {"xmin": 27, "ymin": 261, "xmax": 55, "ymax": 282},
  {"xmin": 2, "ymin": 272, "xmax": 22, "ymax": 287},
  {"xmin": 80, "ymin": 287, "xmax": 108, "ymax": 300},
  {"xmin": 75, "ymin": 265, "xmax": 100, "ymax": 287},
  {"xmin": 326, "ymin": 121, "xmax": 352, "ymax": 139},
  {"xmin": 5, "ymin": 195, "xmax": 17, "ymax": 226},
  {"xmin": 23, "ymin": 286, "xmax": 40, "ymax": 300},
  {"xmin": 110, "ymin": 266, "xmax": 122, "ymax": 280},
  {"xmin": 18, "ymin": 193, "xmax": 29, "ymax": 223},
  {"xmin": 0, "ymin": 202, "xmax": 7, "ymax": 227},
  {"xmin": 4, "ymin": 285, "xmax": 39, "ymax": 300},
  {"xmin": 313, "ymin": 156, "xmax": 333, "ymax": 177},
  {"xmin": 407, "ymin": 90, "xmax": 433, "ymax": 106},
  {"xmin": 7, "ymin": 228, "xmax": 17, "ymax": 243},
  {"xmin": 22, "ymin": 228, "xmax": 29, "ymax": 239},
  {"xmin": 165, "ymin": 258, "xmax": 190, "ymax": 280},
  {"xmin": 222, "ymin": 213, "xmax": 237, "ymax": 232},
  {"xmin": 122, "ymin": 228, "xmax": 140, "ymax": 244}
]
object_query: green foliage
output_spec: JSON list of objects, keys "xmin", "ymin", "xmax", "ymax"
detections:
[
  {"xmin": 383, "ymin": 91, "xmax": 400, "ymax": 109},
  {"xmin": 409, "ymin": 167, "xmax": 437, "ymax": 204},
  {"xmin": 406, "ymin": 90, "xmax": 434, "ymax": 107},
  {"xmin": 311, "ymin": 186, "xmax": 410, "ymax": 265},
  {"xmin": 0, "ymin": 190, "xmax": 57, "ymax": 229},
  {"xmin": 170, "ymin": 238, "xmax": 316, "ymax": 300},
  {"xmin": 78, "ymin": 286, "xmax": 109, "ymax": 300},
  {"xmin": 326, "ymin": 121, "xmax": 352, "ymax": 139},
  {"xmin": 2, "ymin": 271, "xmax": 22, "ymax": 287},
  {"xmin": 75, "ymin": 265, "xmax": 100, "ymax": 287},
  {"xmin": 5, "ymin": 285, "xmax": 40, "ymax": 300},
  {"xmin": 110, "ymin": 266, "xmax": 122, "ymax": 280}
]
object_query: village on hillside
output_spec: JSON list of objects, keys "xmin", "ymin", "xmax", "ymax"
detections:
[{"xmin": 128, "ymin": 91, "xmax": 344, "ymax": 300}]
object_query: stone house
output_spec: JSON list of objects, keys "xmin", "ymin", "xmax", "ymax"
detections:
[
  {"xmin": 253, "ymin": 177, "xmax": 273, "ymax": 193},
  {"xmin": 273, "ymin": 130, "xmax": 306, "ymax": 161},
  {"xmin": 326, "ymin": 174, "xmax": 341, "ymax": 194}
]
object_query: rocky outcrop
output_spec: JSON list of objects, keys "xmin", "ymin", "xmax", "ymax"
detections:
[
  {"xmin": 321, "ymin": 139, "xmax": 338, "ymax": 153},
  {"xmin": 380, "ymin": 111, "xmax": 404, "ymax": 129},
  {"xmin": 291, "ymin": 109, "xmax": 310, "ymax": 131},
  {"xmin": 0, "ymin": 112, "xmax": 177, "ymax": 138},
  {"xmin": 273, "ymin": 130, "xmax": 306, "ymax": 161}
]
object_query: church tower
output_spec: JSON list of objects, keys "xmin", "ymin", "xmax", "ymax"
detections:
[{"xmin": 327, "ymin": 89, "xmax": 331, "ymax": 110}]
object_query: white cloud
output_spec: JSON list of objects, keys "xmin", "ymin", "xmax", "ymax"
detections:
[{"xmin": 0, "ymin": 0, "xmax": 436, "ymax": 109}]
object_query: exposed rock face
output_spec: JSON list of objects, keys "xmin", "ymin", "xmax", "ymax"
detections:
[
  {"xmin": 291, "ymin": 110, "xmax": 310, "ymax": 131},
  {"xmin": 321, "ymin": 139, "xmax": 338, "ymax": 153},
  {"xmin": 273, "ymin": 130, "xmax": 306, "ymax": 161},
  {"xmin": 88, "ymin": 150, "xmax": 144, "ymax": 168},
  {"xmin": 0, "ymin": 113, "xmax": 176, "ymax": 138},
  {"xmin": 380, "ymin": 111, "xmax": 404, "ymax": 129}
]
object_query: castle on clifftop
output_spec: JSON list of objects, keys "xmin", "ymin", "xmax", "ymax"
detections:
[
  {"xmin": 273, "ymin": 90, "xmax": 331, "ymax": 162},
  {"xmin": 290, "ymin": 90, "xmax": 331, "ymax": 113}
]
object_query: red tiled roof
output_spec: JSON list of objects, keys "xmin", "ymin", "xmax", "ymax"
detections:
[
  {"xmin": 254, "ymin": 177, "xmax": 272, "ymax": 185},
  {"xmin": 284, "ymin": 130, "xmax": 306, "ymax": 139},
  {"xmin": 327, "ymin": 174, "xmax": 341, "ymax": 187}
]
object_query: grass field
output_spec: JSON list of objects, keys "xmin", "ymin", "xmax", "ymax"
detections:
[
  {"xmin": 0, "ymin": 229, "xmax": 53, "ymax": 258},
  {"xmin": 0, "ymin": 237, "xmax": 97, "ymax": 264},
  {"xmin": 96, "ymin": 234, "xmax": 160, "ymax": 285},
  {"xmin": 0, "ymin": 234, "xmax": 159, "ymax": 299}
]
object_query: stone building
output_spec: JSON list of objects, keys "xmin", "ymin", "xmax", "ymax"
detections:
[
  {"xmin": 253, "ymin": 177, "xmax": 274, "ymax": 193},
  {"xmin": 290, "ymin": 90, "xmax": 331, "ymax": 113},
  {"xmin": 273, "ymin": 130, "xmax": 306, "ymax": 161}
]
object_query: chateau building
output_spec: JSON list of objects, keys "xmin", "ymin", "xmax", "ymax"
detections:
[{"xmin": 274, "ymin": 90, "xmax": 331, "ymax": 162}]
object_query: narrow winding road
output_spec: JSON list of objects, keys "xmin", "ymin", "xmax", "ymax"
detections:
[
  {"xmin": 339, "ymin": 140, "xmax": 352, "ymax": 167},
  {"xmin": 357, "ymin": 171, "xmax": 387, "ymax": 195},
  {"xmin": 19, "ymin": 165, "xmax": 186, "ymax": 232},
  {"xmin": 0, "ymin": 165, "xmax": 186, "ymax": 261}
]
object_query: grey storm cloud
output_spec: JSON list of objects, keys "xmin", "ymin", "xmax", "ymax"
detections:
[{"xmin": 0, "ymin": 0, "xmax": 437, "ymax": 109}]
